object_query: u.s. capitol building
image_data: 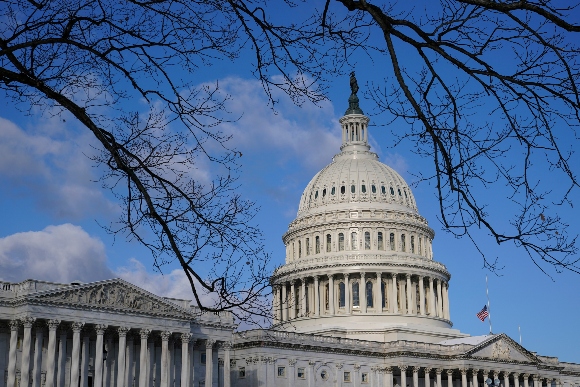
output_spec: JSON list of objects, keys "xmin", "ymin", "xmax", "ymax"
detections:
[{"xmin": 1, "ymin": 85, "xmax": 579, "ymax": 387}]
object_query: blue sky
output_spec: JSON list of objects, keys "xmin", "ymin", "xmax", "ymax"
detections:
[{"xmin": 1, "ymin": 2, "xmax": 579, "ymax": 364}]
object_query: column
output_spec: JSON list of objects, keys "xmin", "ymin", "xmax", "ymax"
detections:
[
  {"xmin": 138, "ymin": 329, "xmax": 151, "ymax": 387},
  {"xmin": 93, "ymin": 325, "xmax": 107, "ymax": 387},
  {"xmin": 21, "ymin": 316, "xmax": 36, "ymax": 387},
  {"xmin": 205, "ymin": 339, "xmax": 215, "ymax": 387},
  {"xmin": 523, "ymin": 374, "xmax": 530, "ymax": 387},
  {"xmin": 275, "ymin": 286, "xmax": 282, "ymax": 322},
  {"xmin": 361, "ymin": 272, "xmax": 367, "ymax": 313},
  {"xmin": 425, "ymin": 368, "xmax": 432, "ymax": 387},
  {"xmin": 104, "ymin": 334, "xmax": 113, "ymax": 387},
  {"xmin": 223, "ymin": 342, "xmax": 232, "ymax": 387},
  {"xmin": 503, "ymin": 372, "xmax": 510, "ymax": 387},
  {"xmin": 7, "ymin": 320, "xmax": 19, "ymax": 387},
  {"xmin": 281, "ymin": 283, "xmax": 288, "ymax": 321},
  {"xmin": 461, "ymin": 369, "xmax": 468, "ymax": 387},
  {"xmin": 309, "ymin": 361, "xmax": 316, "ymax": 386},
  {"xmin": 375, "ymin": 272, "xmax": 382, "ymax": 312},
  {"xmin": 400, "ymin": 365, "xmax": 408, "ymax": 387},
  {"xmin": 386, "ymin": 367, "xmax": 393, "ymax": 387},
  {"xmin": 447, "ymin": 370, "xmax": 453, "ymax": 387},
  {"xmin": 436, "ymin": 369, "xmax": 443, "ymax": 387},
  {"xmin": 513, "ymin": 373, "xmax": 520, "ymax": 387},
  {"xmin": 443, "ymin": 282, "xmax": 450, "ymax": 320},
  {"xmin": 429, "ymin": 277, "xmax": 435, "ymax": 316},
  {"xmin": 301, "ymin": 280, "xmax": 307, "ymax": 317},
  {"xmin": 290, "ymin": 280, "xmax": 296, "ymax": 319},
  {"xmin": 69, "ymin": 322, "xmax": 84, "ymax": 387},
  {"xmin": 81, "ymin": 334, "xmax": 90, "ymax": 387},
  {"xmin": 406, "ymin": 274, "xmax": 413, "ymax": 314},
  {"xmin": 392, "ymin": 273, "xmax": 399, "ymax": 313},
  {"xmin": 272, "ymin": 286, "xmax": 279, "ymax": 324},
  {"xmin": 45, "ymin": 320, "xmax": 60, "ymax": 387},
  {"xmin": 32, "ymin": 323, "xmax": 44, "ymax": 387},
  {"xmin": 126, "ymin": 332, "xmax": 134, "ymax": 387},
  {"xmin": 289, "ymin": 359, "xmax": 296, "ymax": 387},
  {"xmin": 117, "ymin": 326, "xmax": 130, "ymax": 387},
  {"xmin": 57, "ymin": 326, "xmax": 68, "ymax": 387},
  {"xmin": 345, "ymin": 273, "xmax": 351, "ymax": 314},
  {"xmin": 413, "ymin": 367, "xmax": 420, "ymax": 387},
  {"xmin": 437, "ymin": 279, "xmax": 443, "ymax": 317},
  {"xmin": 355, "ymin": 364, "xmax": 362, "ymax": 387},
  {"xmin": 533, "ymin": 376, "xmax": 540, "ymax": 387},
  {"xmin": 160, "ymin": 331, "xmax": 171, "ymax": 387},
  {"xmin": 314, "ymin": 276, "xmax": 320, "ymax": 317},
  {"xmin": 180, "ymin": 333, "xmax": 191, "ymax": 387},
  {"xmin": 419, "ymin": 276, "xmax": 426, "ymax": 315},
  {"xmin": 329, "ymin": 274, "xmax": 335, "ymax": 315},
  {"xmin": 472, "ymin": 370, "xmax": 479, "ymax": 387}
]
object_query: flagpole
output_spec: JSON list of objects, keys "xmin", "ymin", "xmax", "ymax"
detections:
[
  {"xmin": 486, "ymin": 275, "xmax": 492, "ymax": 334},
  {"xmin": 519, "ymin": 326, "xmax": 522, "ymax": 345}
]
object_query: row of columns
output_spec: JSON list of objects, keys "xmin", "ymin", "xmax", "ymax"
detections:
[
  {"xmin": 273, "ymin": 272, "xmax": 450, "ymax": 324},
  {"xmin": 2, "ymin": 317, "xmax": 230, "ymax": 387}
]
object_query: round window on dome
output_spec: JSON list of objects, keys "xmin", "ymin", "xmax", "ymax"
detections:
[
  {"xmin": 361, "ymin": 185, "xmax": 366, "ymax": 193},
  {"xmin": 351, "ymin": 185, "xmax": 355, "ymax": 193},
  {"xmin": 372, "ymin": 185, "xmax": 376, "ymax": 193}
]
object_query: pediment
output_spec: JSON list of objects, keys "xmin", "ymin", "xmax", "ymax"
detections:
[
  {"xmin": 465, "ymin": 334, "xmax": 538, "ymax": 363},
  {"xmin": 22, "ymin": 279, "xmax": 194, "ymax": 320}
]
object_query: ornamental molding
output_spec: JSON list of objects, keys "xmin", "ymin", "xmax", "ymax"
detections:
[
  {"xmin": 10, "ymin": 278, "xmax": 196, "ymax": 321},
  {"xmin": 465, "ymin": 334, "xmax": 540, "ymax": 364}
]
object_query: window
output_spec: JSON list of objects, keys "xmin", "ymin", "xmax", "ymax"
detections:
[
  {"xmin": 390, "ymin": 187, "xmax": 395, "ymax": 195},
  {"xmin": 326, "ymin": 234, "xmax": 332, "ymax": 252},
  {"xmin": 321, "ymin": 370, "xmax": 329, "ymax": 380},
  {"xmin": 418, "ymin": 237, "xmax": 422, "ymax": 255},
  {"xmin": 278, "ymin": 367, "xmax": 286, "ymax": 377},
  {"xmin": 361, "ymin": 184, "xmax": 366, "ymax": 193},
  {"xmin": 366, "ymin": 281, "xmax": 373, "ymax": 307},
  {"xmin": 364, "ymin": 231, "xmax": 370, "ymax": 250},
  {"xmin": 411, "ymin": 236, "xmax": 415, "ymax": 254},
  {"xmin": 404, "ymin": 189, "xmax": 408, "ymax": 198},
  {"xmin": 315, "ymin": 190, "xmax": 318, "ymax": 199},
  {"xmin": 372, "ymin": 184, "xmax": 376, "ymax": 193},
  {"xmin": 306, "ymin": 238, "xmax": 310, "ymax": 256},
  {"xmin": 338, "ymin": 233, "xmax": 345, "ymax": 251},
  {"xmin": 344, "ymin": 372, "xmax": 352, "ymax": 382},
  {"xmin": 362, "ymin": 372, "xmax": 369, "ymax": 383},
  {"xmin": 238, "ymin": 368, "xmax": 246, "ymax": 378},
  {"xmin": 201, "ymin": 353, "xmax": 206, "ymax": 364},
  {"xmin": 401, "ymin": 234, "xmax": 406, "ymax": 252},
  {"xmin": 390, "ymin": 233, "xmax": 395, "ymax": 250},
  {"xmin": 315, "ymin": 236, "xmax": 320, "ymax": 254},
  {"xmin": 322, "ymin": 188, "xmax": 326, "ymax": 197},
  {"xmin": 339, "ymin": 282, "xmax": 346, "ymax": 308},
  {"xmin": 331, "ymin": 187, "xmax": 336, "ymax": 195},
  {"xmin": 381, "ymin": 185, "xmax": 386, "ymax": 194},
  {"xmin": 341, "ymin": 185, "xmax": 346, "ymax": 194},
  {"xmin": 378, "ymin": 232, "xmax": 384, "ymax": 250},
  {"xmin": 325, "ymin": 283, "xmax": 329, "ymax": 310},
  {"xmin": 398, "ymin": 188, "xmax": 402, "ymax": 196},
  {"xmin": 352, "ymin": 282, "xmax": 360, "ymax": 307},
  {"xmin": 351, "ymin": 184, "xmax": 355, "ymax": 193},
  {"xmin": 351, "ymin": 232, "xmax": 358, "ymax": 250},
  {"xmin": 298, "ymin": 240, "xmax": 302, "ymax": 258},
  {"xmin": 298, "ymin": 368, "xmax": 305, "ymax": 379},
  {"xmin": 381, "ymin": 281, "xmax": 386, "ymax": 308}
]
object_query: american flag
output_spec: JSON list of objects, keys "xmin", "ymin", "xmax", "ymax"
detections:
[{"xmin": 476, "ymin": 305, "xmax": 489, "ymax": 321}]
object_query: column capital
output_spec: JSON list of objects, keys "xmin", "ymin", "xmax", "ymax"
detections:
[
  {"xmin": 522, "ymin": 374, "xmax": 531, "ymax": 379},
  {"xmin": 392, "ymin": 272, "xmax": 398, "ymax": 279},
  {"xmin": 218, "ymin": 358, "xmax": 224, "ymax": 367},
  {"xmin": 413, "ymin": 366, "xmax": 421, "ymax": 373},
  {"xmin": 291, "ymin": 279, "xmax": 297, "ymax": 285},
  {"xmin": 376, "ymin": 271, "xmax": 382, "ymax": 277},
  {"xmin": 532, "ymin": 375, "xmax": 540, "ymax": 381},
  {"xmin": 436, "ymin": 368, "xmax": 444, "ymax": 375},
  {"xmin": 384, "ymin": 366, "xmax": 393, "ymax": 373},
  {"xmin": 406, "ymin": 273, "xmax": 412, "ymax": 279},
  {"xmin": 328, "ymin": 274, "xmax": 334, "ymax": 280},
  {"xmin": 309, "ymin": 360, "xmax": 317, "ymax": 366},
  {"xmin": 138, "ymin": 328, "xmax": 151, "ymax": 339},
  {"xmin": 354, "ymin": 364, "xmax": 362, "ymax": 371},
  {"xmin": 447, "ymin": 370, "xmax": 454, "ymax": 376},
  {"xmin": 205, "ymin": 339, "xmax": 216, "ymax": 348},
  {"xmin": 221, "ymin": 341, "xmax": 232, "ymax": 350},
  {"xmin": 160, "ymin": 330, "xmax": 172, "ymax": 341},
  {"xmin": 360, "ymin": 271, "xmax": 366, "ymax": 278},
  {"xmin": 288, "ymin": 358, "xmax": 297, "ymax": 366},
  {"xmin": 71, "ymin": 321, "xmax": 84, "ymax": 332},
  {"xmin": 513, "ymin": 373, "xmax": 520, "ymax": 379},
  {"xmin": 399, "ymin": 365, "xmax": 408, "ymax": 373},
  {"xmin": 180, "ymin": 333, "xmax": 192, "ymax": 343},
  {"xmin": 344, "ymin": 273, "xmax": 350, "ymax": 279},
  {"xmin": 117, "ymin": 326, "xmax": 131, "ymax": 337},
  {"xmin": 429, "ymin": 276, "xmax": 434, "ymax": 283},
  {"xmin": 335, "ymin": 363, "xmax": 344, "ymax": 370},
  {"xmin": 95, "ymin": 324, "xmax": 107, "ymax": 335},
  {"xmin": 21, "ymin": 316, "xmax": 36, "ymax": 328},
  {"xmin": 47, "ymin": 319, "xmax": 61, "ymax": 330},
  {"xmin": 460, "ymin": 368, "xmax": 468, "ymax": 375},
  {"xmin": 424, "ymin": 367, "xmax": 433, "ymax": 375},
  {"xmin": 314, "ymin": 275, "xmax": 320, "ymax": 282}
]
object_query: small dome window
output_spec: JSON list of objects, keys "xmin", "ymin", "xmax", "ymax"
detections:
[
  {"xmin": 341, "ymin": 185, "xmax": 345, "ymax": 194},
  {"xmin": 351, "ymin": 185, "xmax": 355, "ymax": 193},
  {"xmin": 398, "ymin": 188, "xmax": 402, "ymax": 196},
  {"xmin": 390, "ymin": 187, "xmax": 395, "ymax": 195},
  {"xmin": 331, "ymin": 187, "xmax": 336, "ymax": 195},
  {"xmin": 322, "ymin": 188, "xmax": 326, "ymax": 197},
  {"xmin": 372, "ymin": 185, "xmax": 376, "ymax": 193},
  {"xmin": 404, "ymin": 189, "xmax": 408, "ymax": 198},
  {"xmin": 315, "ymin": 191, "xmax": 318, "ymax": 199},
  {"xmin": 361, "ymin": 185, "xmax": 366, "ymax": 193},
  {"xmin": 381, "ymin": 186, "xmax": 386, "ymax": 194}
]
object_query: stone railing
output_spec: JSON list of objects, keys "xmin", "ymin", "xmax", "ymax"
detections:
[
  {"xmin": 190, "ymin": 305, "xmax": 234, "ymax": 325},
  {"xmin": 0, "ymin": 279, "xmax": 65, "ymax": 297}
]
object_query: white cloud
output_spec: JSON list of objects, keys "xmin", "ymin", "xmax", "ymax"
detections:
[{"xmin": 0, "ymin": 116, "xmax": 118, "ymax": 219}]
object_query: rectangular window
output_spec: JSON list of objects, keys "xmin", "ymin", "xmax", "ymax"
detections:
[
  {"xmin": 315, "ymin": 236, "xmax": 320, "ymax": 254},
  {"xmin": 401, "ymin": 234, "xmax": 406, "ymax": 252},
  {"xmin": 298, "ymin": 368, "xmax": 305, "ymax": 379},
  {"xmin": 344, "ymin": 371, "xmax": 351, "ymax": 382},
  {"xmin": 378, "ymin": 232, "xmax": 383, "ymax": 250},
  {"xmin": 326, "ymin": 234, "xmax": 332, "ymax": 252},
  {"xmin": 362, "ymin": 372, "xmax": 369, "ymax": 383},
  {"xmin": 238, "ymin": 367, "xmax": 246, "ymax": 378},
  {"xmin": 411, "ymin": 235, "xmax": 415, "ymax": 253},
  {"xmin": 278, "ymin": 366, "xmax": 286, "ymax": 377},
  {"xmin": 390, "ymin": 233, "xmax": 395, "ymax": 250},
  {"xmin": 201, "ymin": 353, "xmax": 206, "ymax": 364},
  {"xmin": 351, "ymin": 232, "xmax": 358, "ymax": 250},
  {"xmin": 364, "ymin": 231, "xmax": 370, "ymax": 250},
  {"xmin": 339, "ymin": 233, "xmax": 344, "ymax": 251},
  {"xmin": 306, "ymin": 238, "xmax": 310, "ymax": 256}
]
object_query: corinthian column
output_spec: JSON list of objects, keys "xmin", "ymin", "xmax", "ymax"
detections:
[
  {"xmin": 94, "ymin": 324, "xmax": 107, "ymax": 387},
  {"xmin": 223, "ymin": 342, "xmax": 232, "ymax": 387},
  {"xmin": 443, "ymin": 282, "xmax": 450, "ymax": 319},
  {"xmin": 437, "ymin": 279, "xmax": 443, "ymax": 317},
  {"xmin": 290, "ymin": 280, "xmax": 296, "ymax": 319},
  {"xmin": 344, "ymin": 273, "xmax": 351, "ymax": 314},
  {"xmin": 429, "ymin": 277, "xmax": 435, "ymax": 315},
  {"xmin": 419, "ymin": 276, "xmax": 426, "ymax": 315},
  {"xmin": 138, "ymin": 329, "xmax": 152, "ymax": 387},
  {"xmin": 45, "ymin": 320, "xmax": 61, "ymax": 387},
  {"xmin": 314, "ymin": 276, "xmax": 320, "ymax": 316},
  {"xmin": 69, "ymin": 322, "xmax": 85, "ymax": 387},
  {"xmin": 413, "ymin": 367, "xmax": 420, "ymax": 387},
  {"xmin": 436, "ymin": 369, "xmax": 443, "ymax": 387},
  {"xmin": 523, "ymin": 374, "xmax": 530, "ymax": 387},
  {"xmin": 7, "ymin": 320, "xmax": 19, "ymax": 387},
  {"xmin": 329, "ymin": 274, "xmax": 335, "ymax": 315},
  {"xmin": 20, "ymin": 316, "xmax": 36, "ymax": 387},
  {"xmin": 205, "ymin": 339, "xmax": 215, "ymax": 387},
  {"xmin": 447, "ymin": 370, "xmax": 454, "ymax": 387},
  {"xmin": 301, "ymin": 280, "xmax": 307, "ymax": 317},
  {"xmin": 281, "ymin": 283, "xmax": 288, "ymax": 321},
  {"xmin": 400, "ymin": 365, "xmax": 408, "ymax": 387},
  {"xmin": 32, "ymin": 323, "xmax": 44, "ymax": 387},
  {"xmin": 361, "ymin": 272, "xmax": 367, "ymax": 313},
  {"xmin": 117, "ymin": 326, "xmax": 130, "ymax": 387},
  {"xmin": 472, "ymin": 370, "xmax": 479, "ymax": 387},
  {"xmin": 179, "ymin": 333, "xmax": 191, "ymax": 387},
  {"xmin": 513, "ymin": 373, "xmax": 520, "ymax": 387},
  {"xmin": 460, "ymin": 369, "xmax": 468, "ymax": 387},
  {"xmin": 406, "ymin": 274, "xmax": 412, "ymax": 314},
  {"xmin": 424, "ymin": 368, "xmax": 432, "ymax": 387},
  {"xmin": 375, "ymin": 272, "xmax": 382, "ymax": 312},
  {"xmin": 391, "ymin": 273, "xmax": 399, "ymax": 313},
  {"xmin": 160, "ymin": 331, "xmax": 171, "ymax": 387}
]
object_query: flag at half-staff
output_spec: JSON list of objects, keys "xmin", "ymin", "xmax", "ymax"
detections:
[{"xmin": 476, "ymin": 305, "xmax": 489, "ymax": 322}]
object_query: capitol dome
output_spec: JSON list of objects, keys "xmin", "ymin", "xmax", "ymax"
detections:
[{"xmin": 271, "ymin": 76, "xmax": 467, "ymax": 344}]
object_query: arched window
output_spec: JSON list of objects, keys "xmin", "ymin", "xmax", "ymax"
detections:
[
  {"xmin": 315, "ymin": 236, "xmax": 320, "ymax": 254},
  {"xmin": 390, "ymin": 187, "xmax": 395, "ymax": 195},
  {"xmin": 322, "ymin": 188, "xmax": 326, "ymax": 197},
  {"xmin": 341, "ymin": 185, "xmax": 345, "ymax": 194},
  {"xmin": 315, "ymin": 191, "xmax": 318, "ymax": 199},
  {"xmin": 338, "ymin": 233, "xmax": 344, "ymax": 251},
  {"xmin": 372, "ymin": 185, "xmax": 376, "ymax": 193},
  {"xmin": 325, "ymin": 283, "xmax": 329, "ymax": 310},
  {"xmin": 401, "ymin": 234, "xmax": 406, "ymax": 252},
  {"xmin": 306, "ymin": 238, "xmax": 310, "ymax": 256},
  {"xmin": 351, "ymin": 184, "xmax": 355, "ymax": 193},
  {"xmin": 418, "ymin": 237, "xmax": 422, "ymax": 256},
  {"xmin": 381, "ymin": 186, "xmax": 386, "ymax": 194},
  {"xmin": 381, "ymin": 281, "xmax": 387, "ymax": 308},
  {"xmin": 378, "ymin": 232, "xmax": 384, "ymax": 250},
  {"xmin": 366, "ymin": 281, "xmax": 373, "ymax": 307},
  {"xmin": 298, "ymin": 240, "xmax": 302, "ymax": 258},
  {"xmin": 339, "ymin": 282, "xmax": 346, "ymax": 308},
  {"xmin": 326, "ymin": 234, "xmax": 332, "ymax": 252},
  {"xmin": 364, "ymin": 232, "xmax": 371, "ymax": 250},
  {"xmin": 331, "ymin": 187, "xmax": 336, "ymax": 195},
  {"xmin": 398, "ymin": 188, "xmax": 402, "ymax": 196},
  {"xmin": 410, "ymin": 236, "xmax": 415, "ymax": 254},
  {"xmin": 352, "ymin": 282, "xmax": 360, "ymax": 307},
  {"xmin": 351, "ymin": 232, "xmax": 358, "ymax": 250},
  {"xmin": 389, "ymin": 233, "xmax": 395, "ymax": 250},
  {"xmin": 361, "ymin": 184, "xmax": 366, "ymax": 193}
]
